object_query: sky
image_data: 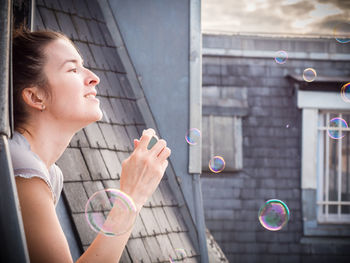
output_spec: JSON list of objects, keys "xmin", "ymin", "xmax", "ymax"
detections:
[{"xmin": 202, "ymin": 0, "xmax": 350, "ymax": 36}]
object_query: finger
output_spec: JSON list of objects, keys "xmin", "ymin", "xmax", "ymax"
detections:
[
  {"xmin": 134, "ymin": 139, "xmax": 140, "ymax": 149},
  {"xmin": 138, "ymin": 129, "xmax": 156, "ymax": 149},
  {"xmin": 161, "ymin": 160, "xmax": 169, "ymax": 171},
  {"xmin": 157, "ymin": 147, "xmax": 171, "ymax": 163},
  {"xmin": 150, "ymin": 139, "xmax": 167, "ymax": 158}
]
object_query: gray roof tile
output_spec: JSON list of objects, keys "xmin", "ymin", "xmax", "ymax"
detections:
[
  {"xmin": 139, "ymin": 207, "xmax": 162, "ymax": 236},
  {"xmin": 101, "ymin": 179, "xmax": 121, "ymax": 189},
  {"xmin": 82, "ymin": 181, "xmax": 105, "ymax": 198},
  {"xmin": 83, "ymin": 122, "xmax": 107, "ymax": 148},
  {"xmin": 72, "ymin": 213, "xmax": 96, "ymax": 246},
  {"xmin": 34, "ymin": 7, "xmax": 45, "ymax": 30},
  {"xmin": 102, "ymin": 47, "xmax": 126, "ymax": 73},
  {"xmin": 63, "ymin": 182, "xmax": 89, "ymax": 213},
  {"xmin": 81, "ymin": 148, "xmax": 109, "ymax": 180},
  {"xmin": 168, "ymin": 232, "xmax": 187, "ymax": 256},
  {"xmin": 36, "ymin": 0, "xmax": 45, "ymax": 6},
  {"xmin": 152, "ymin": 207, "xmax": 172, "ymax": 234},
  {"xmin": 74, "ymin": 41, "xmax": 96, "ymax": 68},
  {"xmin": 71, "ymin": 16, "xmax": 91, "ymax": 43},
  {"xmin": 146, "ymin": 187, "xmax": 164, "ymax": 207},
  {"xmin": 142, "ymin": 236, "xmax": 163, "ymax": 262},
  {"xmin": 162, "ymin": 206, "xmax": 183, "ymax": 232},
  {"xmin": 37, "ymin": 6, "xmax": 60, "ymax": 31},
  {"xmin": 159, "ymin": 180, "xmax": 177, "ymax": 206},
  {"xmin": 98, "ymin": 22, "xmax": 115, "ymax": 47},
  {"xmin": 56, "ymin": 148, "xmax": 91, "ymax": 181},
  {"xmin": 118, "ymin": 74, "xmax": 135, "ymax": 98},
  {"xmin": 85, "ymin": 0, "xmax": 104, "ymax": 22},
  {"xmin": 100, "ymin": 149, "xmax": 122, "ymax": 179},
  {"xmin": 89, "ymin": 44, "xmax": 109, "ymax": 70},
  {"xmin": 44, "ymin": 0, "xmax": 62, "ymax": 10},
  {"xmin": 155, "ymin": 234, "xmax": 177, "ymax": 260},
  {"xmin": 120, "ymin": 249, "xmax": 132, "ymax": 263},
  {"xmin": 130, "ymin": 211, "xmax": 148, "ymax": 239},
  {"xmin": 113, "ymin": 125, "xmax": 132, "ymax": 151},
  {"xmin": 104, "ymin": 72, "xmax": 125, "ymax": 98},
  {"xmin": 56, "ymin": 12, "xmax": 79, "ymax": 40},
  {"xmin": 116, "ymin": 151, "xmax": 130, "ymax": 163},
  {"xmin": 126, "ymin": 238, "xmax": 152, "ymax": 263},
  {"xmin": 98, "ymin": 123, "xmax": 119, "ymax": 149},
  {"xmin": 86, "ymin": 20, "xmax": 104, "ymax": 45},
  {"xmin": 130, "ymin": 100, "xmax": 145, "ymax": 124},
  {"xmin": 72, "ymin": 0, "xmax": 91, "ymax": 18},
  {"xmin": 179, "ymin": 232, "xmax": 197, "ymax": 257},
  {"xmin": 69, "ymin": 129, "xmax": 89, "ymax": 148},
  {"xmin": 57, "ymin": 0, "xmax": 76, "ymax": 14},
  {"xmin": 120, "ymin": 100, "xmax": 137, "ymax": 125},
  {"xmin": 125, "ymin": 125, "xmax": 140, "ymax": 146},
  {"xmin": 101, "ymin": 97, "xmax": 119, "ymax": 124},
  {"xmin": 109, "ymin": 98, "xmax": 127, "ymax": 124}
]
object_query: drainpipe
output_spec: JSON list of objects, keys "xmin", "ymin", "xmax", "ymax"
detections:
[{"xmin": 189, "ymin": 0, "xmax": 209, "ymax": 262}]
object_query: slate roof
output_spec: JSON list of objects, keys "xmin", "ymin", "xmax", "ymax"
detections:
[{"xmin": 34, "ymin": 0, "xmax": 201, "ymax": 262}]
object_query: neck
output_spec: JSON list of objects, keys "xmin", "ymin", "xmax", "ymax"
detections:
[{"xmin": 19, "ymin": 120, "xmax": 78, "ymax": 170}]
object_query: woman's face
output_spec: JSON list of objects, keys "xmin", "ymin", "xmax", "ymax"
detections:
[{"xmin": 43, "ymin": 38, "xmax": 102, "ymax": 130}]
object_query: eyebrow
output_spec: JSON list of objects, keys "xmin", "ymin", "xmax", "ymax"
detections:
[{"xmin": 59, "ymin": 59, "xmax": 84, "ymax": 69}]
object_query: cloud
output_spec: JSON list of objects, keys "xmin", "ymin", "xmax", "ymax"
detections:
[{"xmin": 202, "ymin": 0, "xmax": 350, "ymax": 36}]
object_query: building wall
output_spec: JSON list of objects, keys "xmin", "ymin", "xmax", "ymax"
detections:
[{"xmin": 201, "ymin": 34, "xmax": 350, "ymax": 263}]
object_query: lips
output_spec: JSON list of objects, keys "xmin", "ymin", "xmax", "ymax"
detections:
[{"xmin": 84, "ymin": 91, "xmax": 97, "ymax": 98}]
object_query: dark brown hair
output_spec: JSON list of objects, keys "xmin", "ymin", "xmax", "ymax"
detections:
[{"xmin": 12, "ymin": 25, "xmax": 78, "ymax": 134}]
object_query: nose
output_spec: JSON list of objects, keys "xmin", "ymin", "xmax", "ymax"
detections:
[{"xmin": 85, "ymin": 69, "xmax": 100, "ymax": 87}]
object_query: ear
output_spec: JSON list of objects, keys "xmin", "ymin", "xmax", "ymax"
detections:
[{"xmin": 21, "ymin": 87, "xmax": 45, "ymax": 111}]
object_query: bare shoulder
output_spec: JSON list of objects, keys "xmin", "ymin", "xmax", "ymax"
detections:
[{"xmin": 15, "ymin": 177, "xmax": 73, "ymax": 263}]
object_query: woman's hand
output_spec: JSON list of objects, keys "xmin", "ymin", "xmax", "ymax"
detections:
[{"xmin": 120, "ymin": 128, "xmax": 171, "ymax": 211}]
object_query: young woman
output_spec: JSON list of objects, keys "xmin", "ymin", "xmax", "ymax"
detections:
[{"xmin": 9, "ymin": 26, "xmax": 171, "ymax": 263}]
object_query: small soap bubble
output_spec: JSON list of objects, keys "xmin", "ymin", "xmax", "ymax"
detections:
[
  {"xmin": 303, "ymin": 68, "xmax": 317, "ymax": 82},
  {"xmin": 327, "ymin": 117, "xmax": 348, "ymax": 140},
  {"xmin": 258, "ymin": 199, "xmax": 290, "ymax": 231},
  {"xmin": 85, "ymin": 189, "xmax": 137, "ymax": 237},
  {"xmin": 286, "ymin": 124, "xmax": 290, "ymax": 128},
  {"xmin": 185, "ymin": 128, "xmax": 201, "ymax": 145},
  {"xmin": 341, "ymin": 82, "xmax": 350, "ymax": 103},
  {"xmin": 209, "ymin": 156, "xmax": 225, "ymax": 173},
  {"xmin": 169, "ymin": 248, "xmax": 187, "ymax": 262},
  {"xmin": 274, "ymin": 50, "xmax": 288, "ymax": 64},
  {"xmin": 334, "ymin": 22, "xmax": 350, "ymax": 44}
]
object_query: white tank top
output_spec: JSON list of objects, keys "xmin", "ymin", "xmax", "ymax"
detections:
[{"xmin": 8, "ymin": 131, "xmax": 64, "ymax": 206}]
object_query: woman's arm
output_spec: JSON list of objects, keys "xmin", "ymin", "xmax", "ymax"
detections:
[
  {"xmin": 16, "ymin": 176, "xmax": 73, "ymax": 263},
  {"xmin": 16, "ymin": 128, "xmax": 171, "ymax": 263}
]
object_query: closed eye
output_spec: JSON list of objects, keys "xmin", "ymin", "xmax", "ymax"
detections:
[{"xmin": 69, "ymin": 68, "xmax": 77, "ymax": 73}]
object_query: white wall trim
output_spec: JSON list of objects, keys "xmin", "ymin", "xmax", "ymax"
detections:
[
  {"xmin": 297, "ymin": 90, "xmax": 350, "ymax": 110},
  {"xmin": 203, "ymin": 47, "xmax": 350, "ymax": 61}
]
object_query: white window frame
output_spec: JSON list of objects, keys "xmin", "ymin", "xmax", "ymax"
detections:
[{"xmin": 298, "ymin": 90, "xmax": 350, "ymax": 231}]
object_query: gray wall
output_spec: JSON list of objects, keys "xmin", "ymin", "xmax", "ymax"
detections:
[
  {"xmin": 201, "ymin": 34, "xmax": 350, "ymax": 263},
  {"xmin": 108, "ymin": 1, "xmax": 197, "ymax": 214}
]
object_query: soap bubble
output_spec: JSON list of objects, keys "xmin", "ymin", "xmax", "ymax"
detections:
[
  {"xmin": 209, "ymin": 156, "xmax": 225, "ymax": 173},
  {"xmin": 334, "ymin": 22, "xmax": 350, "ymax": 44},
  {"xmin": 341, "ymin": 82, "xmax": 350, "ymax": 103},
  {"xmin": 258, "ymin": 199, "xmax": 290, "ymax": 231},
  {"xmin": 303, "ymin": 68, "xmax": 317, "ymax": 82},
  {"xmin": 169, "ymin": 248, "xmax": 187, "ymax": 262},
  {"xmin": 274, "ymin": 50, "xmax": 288, "ymax": 64},
  {"xmin": 327, "ymin": 117, "xmax": 348, "ymax": 140},
  {"xmin": 185, "ymin": 128, "xmax": 201, "ymax": 145},
  {"xmin": 286, "ymin": 124, "xmax": 290, "ymax": 128},
  {"xmin": 85, "ymin": 189, "xmax": 137, "ymax": 237}
]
